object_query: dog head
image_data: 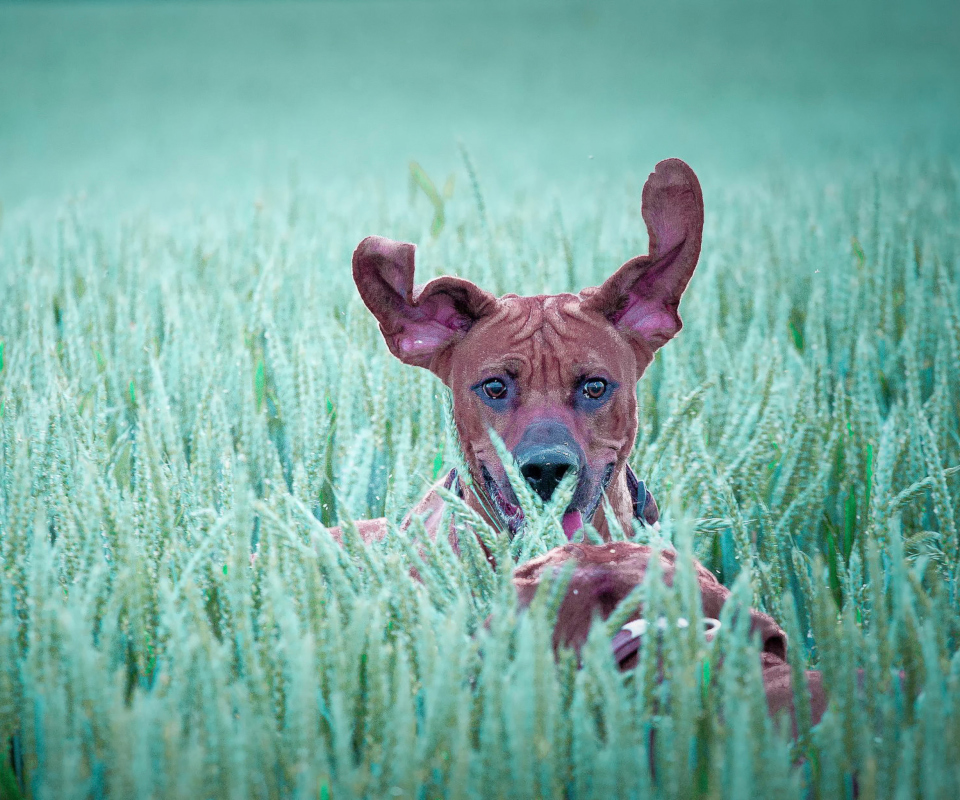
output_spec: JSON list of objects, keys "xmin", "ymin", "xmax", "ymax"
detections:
[{"xmin": 353, "ymin": 159, "xmax": 703, "ymax": 537}]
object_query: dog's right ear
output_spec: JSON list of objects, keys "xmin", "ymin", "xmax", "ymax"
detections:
[{"xmin": 353, "ymin": 236, "xmax": 497, "ymax": 373}]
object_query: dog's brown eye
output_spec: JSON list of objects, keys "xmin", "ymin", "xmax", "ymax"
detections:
[
  {"xmin": 583, "ymin": 379, "xmax": 607, "ymax": 399},
  {"xmin": 483, "ymin": 379, "xmax": 508, "ymax": 400}
]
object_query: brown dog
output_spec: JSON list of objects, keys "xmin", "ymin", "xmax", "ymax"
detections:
[
  {"xmin": 347, "ymin": 157, "xmax": 699, "ymax": 544},
  {"xmin": 344, "ymin": 158, "xmax": 827, "ymax": 728}
]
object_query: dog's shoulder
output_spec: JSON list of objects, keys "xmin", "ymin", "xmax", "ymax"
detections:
[
  {"xmin": 399, "ymin": 469, "xmax": 460, "ymax": 537},
  {"xmin": 325, "ymin": 517, "xmax": 390, "ymax": 546},
  {"xmin": 325, "ymin": 470, "xmax": 459, "ymax": 546}
]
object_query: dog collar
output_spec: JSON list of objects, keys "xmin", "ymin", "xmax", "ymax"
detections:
[
  {"xmin": 624, "ymin": 464, "xmax": 660, "ymax": 527},
  {"xmin": 611, "ymin": 616, "xmax": 721, "ymax": 668}
]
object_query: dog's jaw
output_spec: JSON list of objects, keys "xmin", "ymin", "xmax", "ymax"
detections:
[
  {"xmin": 480, "ymin": 464, "xmax": 524, "ymax": 536},
  {"xmin": 478, "ymin": 461, "xmax": 617, "ymax": 541}
]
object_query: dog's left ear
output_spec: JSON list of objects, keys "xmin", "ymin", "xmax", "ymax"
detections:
[
  {"xmin": 353, "ymin": 236, "xmax": 497, "ymax": 374},
  {"xmin": 582, "ymin": 158, "xmax": 703, "ymax": 359}
]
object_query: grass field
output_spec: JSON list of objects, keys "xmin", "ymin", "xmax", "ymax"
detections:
[{"xmin": 1, "ymin": 1, "xmax": 960, "ymax": 798}]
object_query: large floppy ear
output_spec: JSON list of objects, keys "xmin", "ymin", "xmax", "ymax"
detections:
[
  {"xmin": 353, "ymin": 236, "xmax": 497, "ymax": 373},
  {"xmin": 582, "ymin": 158, "xmax": 703, "ymax": 356}
]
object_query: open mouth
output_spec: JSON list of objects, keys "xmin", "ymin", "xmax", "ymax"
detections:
[
  {"xmin": 480, "ymin": 464, "xmax": 525, "ymax": 536},
  {"xmin": 480, "ymin": 463, "xmax": 615, "ymax": 540}
]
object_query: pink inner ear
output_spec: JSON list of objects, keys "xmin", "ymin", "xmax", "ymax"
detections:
[
  {"xmin": 605, "ymin": 242, "xmax": 685, "ymax": 344},
  {"xmin": 393, "ymin": 281, "xmax": 492, "ymax": 359},
  {"xmin": 415, "ymin": 291, "xmax": 475, "ymax": 333},
  {"xmin": 618, "ymin": 307, "xmax": 679, "ymax": 342},
  {"xmin": 396, "ymin": 322, "xmax": 462, "ymax": 358},
  {"xmin": 354, "ymin": 235, "xmax": 496, "ymax": 370}
]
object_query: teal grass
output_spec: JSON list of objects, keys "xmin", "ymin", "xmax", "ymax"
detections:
[
  {"xmin": 1, "ymin": 0, "xmax": 960, "ymax": 795},
  {"xmin": 0, "ymin": 155, "xmax": 958, "ymax": 798}
]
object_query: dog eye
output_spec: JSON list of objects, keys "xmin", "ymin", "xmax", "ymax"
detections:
[
  {"xmin": 482, "ymin": 379, "xmax": 508, "ymax": 400},
  {"xmin": 583, "ymin": 379, "xmax": 607, "ymax": 400}
]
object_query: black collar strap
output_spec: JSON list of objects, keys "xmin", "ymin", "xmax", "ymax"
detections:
[{"xmin": 625, "ymin": 464, "xmax": 660, "ymax": 527}]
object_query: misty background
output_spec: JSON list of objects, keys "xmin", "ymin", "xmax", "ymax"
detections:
[{"xmin": 2, "ymin": 0, "xmax": 958, "ymax": 215}]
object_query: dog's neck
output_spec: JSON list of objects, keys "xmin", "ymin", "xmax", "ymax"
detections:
[
  {"xmin": 464, "ymin": 461, "xmax": 640, "ymax": 541},
  {"xmin": 589, "ymin": 465, "xmax": 636, "ymax": 538}
]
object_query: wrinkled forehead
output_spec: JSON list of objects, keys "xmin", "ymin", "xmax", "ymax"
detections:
[{"xmin": 450, "ymin": 294, "xmax": 636, "ymax": 385}]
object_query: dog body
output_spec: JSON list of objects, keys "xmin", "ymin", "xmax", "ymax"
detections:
[{"xmin": 514, "ymin": 542, "xmax": 827, "ymax": 729}]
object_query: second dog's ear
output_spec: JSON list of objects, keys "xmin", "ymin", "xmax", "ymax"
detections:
[
  {"xmin": 353, "ymin": 236, "xmax": 496, "ymax": 373},
  {"xmin": 582, "ymin": 158, "xmax": 703, "ymax": 358}
]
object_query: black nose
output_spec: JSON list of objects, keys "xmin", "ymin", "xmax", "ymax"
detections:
[
  {"xmin": 513, "ymin": 420, "xmax": 586, "ymax": 504},
  {"xmin": 518, "ymin": 448, "xmax": 579, "ymax": 502}
]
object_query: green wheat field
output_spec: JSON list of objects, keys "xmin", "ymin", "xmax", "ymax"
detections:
[{"xmin": 1, "ymin": 1, "xmax": 959, "ymax": 798}]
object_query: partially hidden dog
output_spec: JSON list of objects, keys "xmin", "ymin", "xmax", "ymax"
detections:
[{"xmin": 338, "ymin": 158, "xmax": 828, "ymax": 730}]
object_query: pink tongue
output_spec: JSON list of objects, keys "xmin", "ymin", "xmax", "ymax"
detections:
[{"xmin": 562, "ymin": 510, "xmax": 584, "ymax": 540}]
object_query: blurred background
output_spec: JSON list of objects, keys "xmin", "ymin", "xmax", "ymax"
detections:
[{"xmin": 2, "ymin": 0, "xmax": 958, "ymax": 214}]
